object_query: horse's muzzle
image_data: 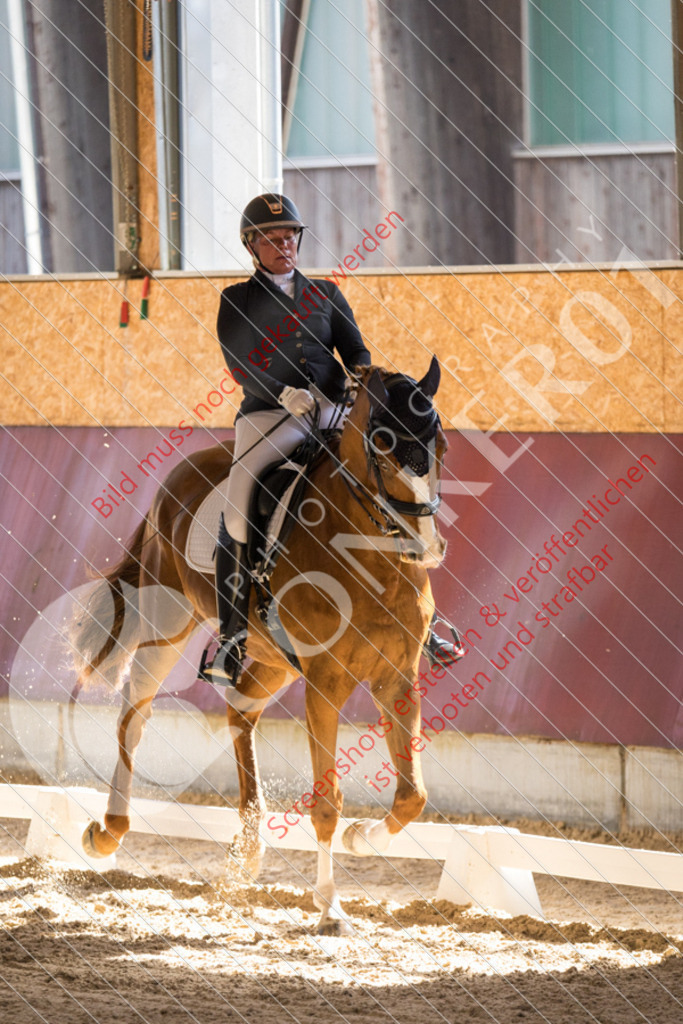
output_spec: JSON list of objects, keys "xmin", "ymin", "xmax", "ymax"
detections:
[{"xmin": 399, "ymin": 535, "xmax": 447, "ymax": 567}]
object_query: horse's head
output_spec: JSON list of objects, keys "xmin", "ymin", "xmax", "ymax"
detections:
[{"xmin": 340, "ymin": 356, "xmax": 447, "ymax": 567}]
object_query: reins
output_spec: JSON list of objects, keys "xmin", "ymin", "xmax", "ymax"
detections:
[
  {"xmin": 133, "ymin": 410, "xmax": 295, "ymax": 555},
  {"xmin": 128, "ymin": 374, "xmax": 441, "ymax": 558}
]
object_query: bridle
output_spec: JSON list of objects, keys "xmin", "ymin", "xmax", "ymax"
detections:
[
  {"xmin": 365, "ymin": 375, "xmax": 442, "ymax": 516},
  {"xmin": 315, "ymin": 374, "xmax": 443, "ymax": 538}
]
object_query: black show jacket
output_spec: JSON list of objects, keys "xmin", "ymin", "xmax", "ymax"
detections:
[{"xmin": 217, "ymin": 269, "xmax": 371, "ymax": 417}]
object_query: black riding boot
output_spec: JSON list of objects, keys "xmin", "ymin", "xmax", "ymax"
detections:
[
  {"xmin": 424, "ymin": 614, "xmax": 465, "ymax": 668},
  {"xmin": 200, "ymin": 517, "xmax": 251, "ymax": 687}
]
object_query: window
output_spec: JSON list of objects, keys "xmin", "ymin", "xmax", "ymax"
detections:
[
  {"xmin": 0, "ymin": 0, "xmax": 20, "ymax": 175},
  {"xmin": 527, "ymin": 0, "xmax": 674, "ymax": 146},
  {"xmin": 285, "ymin": 0, "xmax": 375, "ymax": 160}
]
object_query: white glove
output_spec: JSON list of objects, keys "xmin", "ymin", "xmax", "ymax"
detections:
[{"xmin": 278, "ymin": 386, "xmax": 316, "ymax": 416}]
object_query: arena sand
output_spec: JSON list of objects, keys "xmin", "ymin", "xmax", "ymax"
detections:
[{"xmin": 0, "ymin": 802, "xmax": 681, "ymax": 1024}]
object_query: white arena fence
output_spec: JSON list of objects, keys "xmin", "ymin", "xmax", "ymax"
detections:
[{"xmin": 1, "ymin": 783, "xmax": 681, "ymax": 919}]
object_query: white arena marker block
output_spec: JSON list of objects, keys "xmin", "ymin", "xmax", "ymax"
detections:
[
  {"xmin": 24, "ymin": 788, "xmax": 116, "ymax": 871},
  {"xmin": 436, "ymin": 825, "xmax": 543, "ymax": 918}
]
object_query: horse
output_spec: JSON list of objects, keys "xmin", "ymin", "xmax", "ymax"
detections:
[{"xmin": 72, "ymin": 358, "xmax": 448, "ymax": 934}]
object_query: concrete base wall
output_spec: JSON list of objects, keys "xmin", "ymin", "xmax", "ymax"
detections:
[{"xmin": 1, "ymin": 699, "xmax": 679, "ymax": 833}]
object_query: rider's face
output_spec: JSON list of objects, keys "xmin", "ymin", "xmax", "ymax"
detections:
[{"xmin": 251, "ymin": 228, "xmax": 299, "ymax": 274}]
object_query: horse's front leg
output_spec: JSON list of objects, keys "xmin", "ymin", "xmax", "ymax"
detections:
[
  {"xmin": 305, "ymin": 682, "xmax": 356, "ymax": 936},
  {"xmin": 226, "ymin": 660, "xmax": 291, "ymax": 879},
  {"xmin": 343, "ymin": 677, "xmax": 427, "ymax": 857}
]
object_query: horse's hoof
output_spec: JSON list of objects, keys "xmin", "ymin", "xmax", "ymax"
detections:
[
  {"xmin": 342, "ymin": 821, "xmax": 369, "ymax": 856},
  {"xmin": 342, "ymin": 818, "xmax": 393, "ymax": 857},
  {"xmin": 226, "ymin": 833, "xmax": 264, "ymax": 881},
  {"xmin": 82, "ymin": 814, "xmax": 128, "ymax": 858},
  {"xmin": 82, "ymin": 820, "xmax": 120, "ymax": 858},
  {"xmin": 315, "ymin": 914, "xmax": 353, "ymax": 937}
]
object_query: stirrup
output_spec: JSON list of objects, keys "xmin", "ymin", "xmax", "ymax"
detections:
[
  {"xmin": 199, "ymin": 630, "xmax": 247, "ymax": 688},
  {"xmin": 424, "ymin": 617, "xmax": 465, "ymax": 668}
]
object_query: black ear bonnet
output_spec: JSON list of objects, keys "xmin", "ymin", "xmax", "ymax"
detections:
[{"xmin": 367, "ymin": 375, "xmax": 439, "ymax": 476}]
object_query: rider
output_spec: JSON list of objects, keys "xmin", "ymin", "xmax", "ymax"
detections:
[
  {"xmin": 203, "ymin": 193, "xmax": 463, "ymax": 687},
  {"xmin": 205, "ymin": 193, "xmax": 370, "ymax": 685}
]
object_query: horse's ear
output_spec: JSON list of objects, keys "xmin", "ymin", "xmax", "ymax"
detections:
[
  {"xmin": 365, "ymin": 369, "xmax": 389, "ymax": 413},
  {"xmin": 417, "ymin": 355, "xmax": 440, "ymax": 398}
]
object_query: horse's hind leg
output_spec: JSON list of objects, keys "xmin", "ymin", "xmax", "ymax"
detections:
[
  {"xmin": 83, "ymin": 604, "xmax": 196, "ymax": 858},
  {"xmin": 225, "ymin": 659, "xmax": 292, "ymax": 878}
]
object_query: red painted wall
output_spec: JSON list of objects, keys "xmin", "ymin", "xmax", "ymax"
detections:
[{"xmin": 2, "ymin": 427, "xmax": 681, "ymax": 747}]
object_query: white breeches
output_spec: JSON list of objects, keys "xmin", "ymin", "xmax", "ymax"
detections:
[{"xmin": 224, "ymin": 399, "xmax": 345, "ymax": 544}]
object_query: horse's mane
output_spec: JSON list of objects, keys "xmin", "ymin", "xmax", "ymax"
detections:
[{"xmin": 352, "ymin": 363, "xmax": 398, "ymax": 385}]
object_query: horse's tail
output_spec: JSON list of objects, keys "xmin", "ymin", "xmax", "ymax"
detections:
[{"xmin": 70, "ymin": 517, "xmax": 148, "ymax": 690}]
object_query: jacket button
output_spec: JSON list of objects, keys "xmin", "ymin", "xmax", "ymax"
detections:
[
  {"xmin": 296, "ymin": 342, "xmax": 303, "ymax": 348},
  {"xmin": 296, "ymin": 331, "xmax": 302, "ymax": 337},
  {"xmin": 299, "ymin": 358, "xmax": 306, "ymax": 364}
]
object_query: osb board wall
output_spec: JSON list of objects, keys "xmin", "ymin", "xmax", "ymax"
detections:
[{"xmin": 1, "ymin": 267, "xmax": 681, "ymax": 432}]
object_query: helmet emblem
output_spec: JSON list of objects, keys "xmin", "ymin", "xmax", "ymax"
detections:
[{"xmin": 265, "ymin": 197, "xmax": 283, "ymax": 215}]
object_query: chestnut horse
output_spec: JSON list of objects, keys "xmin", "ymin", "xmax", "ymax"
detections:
[{"xmin": 74, "ymin": 359, "xmax": 447, "ymax": 934}]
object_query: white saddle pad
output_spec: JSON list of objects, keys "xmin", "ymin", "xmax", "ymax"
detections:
[
  {"xmin": 185, "ymin": 476, "xmax": 230, "ymax": 574},
  {"xmin": 185, "ymin": 459, "xmax": 309, "ymax": 575}
]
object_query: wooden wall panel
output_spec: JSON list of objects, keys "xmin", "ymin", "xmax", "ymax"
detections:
[
  {"xmin": 367, "ymin": 0, "xmax": 523, "ymax": 266},
  {"xmin": 0, "ymin": 181, "xmax": 27, "ymax": 275},
  {"xmin": 514, "ymin": 152, "xmax": 678, "ymax": 264},
  {"xmin": 283, "ymin": 164, "xmax": 384, "ymax": 268},
  {"xmin": 1, "ymin": 265, "xmax": 681, "ymax": 432}
]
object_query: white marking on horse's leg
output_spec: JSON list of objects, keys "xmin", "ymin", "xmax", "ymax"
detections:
[
  {"xmin": 313, "ymin": 841, "xmax": 352, "ymax": 935},
  {"xmin": 314, "ymin": 841, "xmax": 335, "ymax": 906},
  {"xmin": 342, "ymin": 817, "xmax": 394, "ymax": 857}
]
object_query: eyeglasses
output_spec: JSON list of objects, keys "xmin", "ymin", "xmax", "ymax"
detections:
[{"xmin": 258, "ymin": 229, "xmax": 299, "ymax": 247}]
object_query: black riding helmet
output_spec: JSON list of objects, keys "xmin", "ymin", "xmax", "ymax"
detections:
[{"xmin": 240, "ymin": 193, "xmax": 306, "ymax": 251}]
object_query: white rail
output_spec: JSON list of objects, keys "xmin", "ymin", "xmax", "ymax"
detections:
[{"xmin": 1, "ymin": 785, "xmax": 681, "ymax": 917}]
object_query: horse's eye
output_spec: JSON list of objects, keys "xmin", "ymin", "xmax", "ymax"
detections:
[{"xmin": 369, "ymin": 426, "xmax": 397, "ymax": 453}]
